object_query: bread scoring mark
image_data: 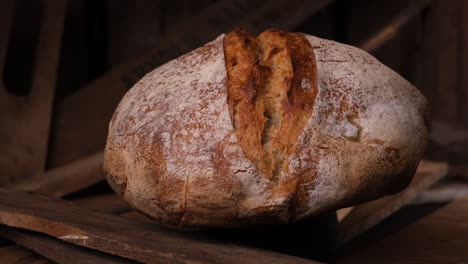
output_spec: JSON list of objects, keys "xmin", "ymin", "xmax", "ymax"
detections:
[{"xmin": 224, "ymin": 28, "xmax": 317, "ymax": 184}]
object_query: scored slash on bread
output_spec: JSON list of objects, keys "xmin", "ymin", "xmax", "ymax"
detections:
[{"xmin": 103, "ymin": 28, "xmax": 429, "ymax": 229}]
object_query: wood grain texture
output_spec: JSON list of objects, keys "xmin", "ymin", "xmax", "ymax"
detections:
[
  {"xmin": 11, "ymin": 152, "xmax": 104, "ymax": 198},
  {"xmin": 338, "ymin": 160, "xmax": 448, "ymax": 245},
  {"xmin": 0, "ymin": 227, "xmax": 137, "ymax": 264},
  {"xmin": 0, "ymin": 0, "xmax": 67, "ymax": 184},
  {"xmin": 49, "ymin": 0, "xmax": 333, "ymax": 167},
  {"xmin": 0, "ymin": 189, "xmax": 319, "ymax": 264},
  {"xmin": 337, "ymin": 194, "xmax": 468, "ymax": 264},
  {"xmin": 0, "ymin": 245, "xmax": 52, "ymax": 264}
]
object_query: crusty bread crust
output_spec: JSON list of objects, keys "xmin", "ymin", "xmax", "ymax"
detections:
[{"xmin": 104, "ymin": 29, "xmax": 429, "ymax": 229}]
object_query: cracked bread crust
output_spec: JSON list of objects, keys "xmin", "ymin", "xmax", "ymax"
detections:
[{"xmin": 103, "ymin": 29, "xmax": 429, "ymax": 229}]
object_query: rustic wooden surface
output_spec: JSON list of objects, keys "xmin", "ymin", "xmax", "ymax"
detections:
[
  {"xmin": 359, "ymin": 0, "xmax": 430, "ymax": 52},
  {"xmin": 411, "ymin": 180, "xmax": 468, "ymax": 205},
  {"xmin": 0, "ymin": 193, "xmax": 131, "ymax": 264},
  {"xmin": 337, "ymin": 194, "xmax": 468, "ymax": 264},
  {"xmin": 0, "ymin": 0, "xmax": 67, "ymax": 185},
  {"xmin": 0, "ymin": 227, "xmax": 137, "ymax": 264},
  {"xmin": 11, "ymin": 152, "xmax": 104, "ymax": 198},
  {"xmin": 418, "ymin": 0, "xmax": 468, "ymax": 124},
  {"xmin": 49, "ymin": 0, "xmax": 333, "ymax": 167},
  {"xmin": 0, "ymin": 245, "xmax": 52, "ymax": 264},
  {"xmin": 0, "ymin": 189, "xmax": 320, "ymax": 264},
  {"xmin": 338, "ymin": 160, "xmax": 448, "ymax": 245}
]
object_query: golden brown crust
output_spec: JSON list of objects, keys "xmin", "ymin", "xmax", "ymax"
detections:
[{"xmin": 224, "ymin": 29, "xmax": 317, "ymax": 184}]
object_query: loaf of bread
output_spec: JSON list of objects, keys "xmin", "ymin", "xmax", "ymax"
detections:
[{"xmin": 103, "ymin": 29, "xmax": 429, "ymax": 229}]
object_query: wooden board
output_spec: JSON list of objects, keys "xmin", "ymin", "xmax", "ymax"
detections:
[
  {"xmin": 0, "ymin": 189, "xmax": 320, "ymax": 264},
  {"xmin": 49, "ymin": 0, "xmax": 333, "ymax": 167},
  {"xmin": 0, "ymin": 227, "xmax": 137, "ymax": 264},
  {"xmin": 0, "ymin": 245, "xmax": 52, "ymax": 264},
  {"xmin": 11, "ymin": 152, "xmax": 104, "ymax": 198},
  {"xmin": 338, "ymin": 160, "xmax": 448, "ymax": 245},
  {"xmin": 424, "ymin": 0, "xmax": 462, "ymax": 123},
  {"xmin": 358, "ymin": 0, "xmax": 430, "ymax": 52},
  {"xmin": 0, "ymin": 0, "xmax": 67, "ymax": 184},
  {"xmin": 337, "ymin": 194, "xmax": 468, "ymax": 263}
]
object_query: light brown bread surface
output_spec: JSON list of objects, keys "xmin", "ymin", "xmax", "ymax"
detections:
[{"xmin": 103, "ymin": 29, "xmax": 429, "ymax": 229}]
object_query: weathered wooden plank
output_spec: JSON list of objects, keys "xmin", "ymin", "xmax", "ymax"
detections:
[
  {"xmin": 11, "ymin": 152, "xmax": 104, "ymax": 198},
  {"xmin": 0, "ymin": 0, "xmax": 67, "ymax": 184},
  {"xmin": 411, "ymin": 181, "xmax": 468, "ymax": 205},
  {"xmin": 337, "ymin": 194, "xmax": 468, "ymax": 264},
  {"xmin": 0, "ymin": 189, "xmax": 319, "ymax": 264},
  {"xmin": 107, "ymin": 0, "xmax": 162, "ymax": 66},
  {"xmin": 462, "ymin": 0, "xmax": 468, "ymax": 123},
  {"xmin": 0, "ymin": 227, "xmax": 137, "ymax": 264},
  {"xmin": 0, "ymin": 193, "xmax": 130, "ymax": 263},
  {"xmin": 425, "ymin": 0, "xmax": 461, "ymax": 122},
  {"xmin": 359, "ymin": 0, "xmax": 431, "ymax": 52},
  {"xmin": 49, "ymin": 0, "xmax": 333, "ymax": 167},
  {"xmin": 338, "ymin": 160, "xmax": 448, "ymax": 245},
  {"xmin": 0, "ymin": 245, "xmax": 52, "ymax": 264}
]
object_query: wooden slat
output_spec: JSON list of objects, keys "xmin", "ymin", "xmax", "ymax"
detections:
[
  {"xmin": 107, "ymin": 0, "xmax": 162, "ymax": 66},
  {"xmin": 0, "ymin": 0, "xmax": 15, "ymax": 79},
  {"xmin": 11, "ymin": 152, "xmax": 104, "ymax": 198},
  {"xmin": 49, "ymin": 0, "xmax": 333, "ymax": 167},
  {"xmin": 337, "ymin": 195, "xmax": 468, "ymax": 264},
  {"xmin": 0, "ymin": 227, "xmax": 136, "ymax": 264},
  {"xmin": 411, "ymin": 181, "xmax": 468, "ymax": 205},
  {"xmin": 0, "ymin": 0, "xmax": 67, "ymax": 185},
  {"xmin": 359, "ymin": 0, "xmax": 431, "ymax": 52},
  {"xmin": 463, "ymin": 0, "xmax": 468, "ymax": 123},
  {"xmin": 0, "ymin": 193, "xmax": 130, "ymax": 264},
  {"xmin": 338, "ymin": 160, "xmax": 448, "ymax": 245},
  {"xmin": 0, "ymin": 189, "xmax": 320, "ymax": 264},
  {"xmin": 426, "ymin": 0, "xmax": 461, "ymax": 122},
  {"xmin": 0, "ymin": 245, "xmax": 52, "ymax": 264}
]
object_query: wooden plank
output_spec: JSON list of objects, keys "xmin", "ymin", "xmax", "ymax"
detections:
[
  {"xmin": 107, "ymin": 0, "xmax": 162, "ymax": 66},
  {"xmin": 462, "ymin": 0, "xmax": 468, "ymax": 124},
  {"xmin": 0, "ymin": 193, "xmax": 130, "ymax": 264},
  {"xmin": 411, "ymin": 181, "xmax": 468, "ymax": 205},
  {"xmin": 49, "ymin": 0, "xmax": 333, "ymax": 167},
  {"xmin": 425, "ymin": 0, "xmax": 461, "ymax": 123},
  {"xmin": 0, "ymin": 189, "xmax": 320, "ymax": 264},
  {"xmin": 11, "ymin": 152, "xmax": 104, "ymax": 198},
  {"xmin": 0, "ymin": 227, "xmax": 137, "ymax": 264},
  {"xmin": 337, "ymin": 194, "xmax": 468, "ymax": 264},
  {"xmin": 359, "ymin": 0, "xmax": 431, "ymax": 52},
  {"xmin": 338, "ymin": 160, "xmax": 448, "ymax": 245},
  {"xmin": 0, "ymin": 245, "xmax": 52, "ymax": 264},
  {"xmin": 0, "ymin": 0, "xmax": 67, "ymax": 184}
]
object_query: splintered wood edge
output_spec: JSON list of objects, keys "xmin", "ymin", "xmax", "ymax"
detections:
[
  {"xmin": 337, "ymin": 160, "xmax": 448, "ymax": 246},
  {"xmin": 0, "ymin": 189, "xmax": 320, "ymax": 264}
]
